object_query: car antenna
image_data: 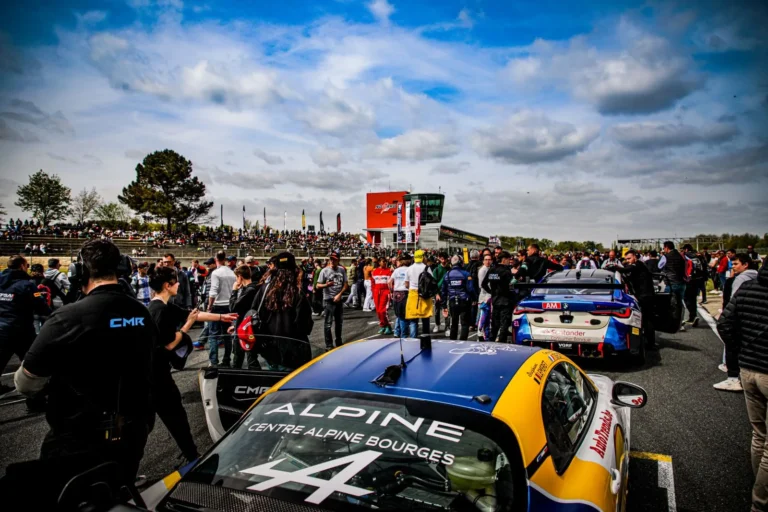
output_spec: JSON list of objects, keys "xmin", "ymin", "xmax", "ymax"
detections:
[{"xmin": 372, "ymin": 336, "xmax": 407, "ymax": 387}]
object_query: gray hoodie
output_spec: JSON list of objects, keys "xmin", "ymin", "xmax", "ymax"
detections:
[
  {"xmin": 44, "ymin": 268, "xmax": 70, "ymax": 308},
  {"xmin": 732, "ymin": 269, "xmax": 759, "ymax": 297}
]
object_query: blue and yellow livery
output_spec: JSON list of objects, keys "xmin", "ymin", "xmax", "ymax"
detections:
[{"xmin": 146, "ymin": 338, "xmax": 647, "ymax": 512}]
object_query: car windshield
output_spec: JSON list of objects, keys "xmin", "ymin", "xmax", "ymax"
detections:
[
  {"xmin": 183, "ymin": 389, "xmax": 521, "ymax": 511},
  {"xmin": 532, "ymin": 278, "xmax": 618, "ymax": 296}
]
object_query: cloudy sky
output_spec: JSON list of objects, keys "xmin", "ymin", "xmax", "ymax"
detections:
[{"xmin": 0, "ymin": 0, "xmax": 766, "ymax": 243}]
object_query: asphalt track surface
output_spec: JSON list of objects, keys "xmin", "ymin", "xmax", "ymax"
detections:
[{"xmin": 0, "ymin": 305, "xmax": 755, "ymax": 511}]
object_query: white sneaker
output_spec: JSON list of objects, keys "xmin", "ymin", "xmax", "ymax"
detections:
[
  {"xmin": 718, "ymin": 363, "xmax": 728, "ymax": 373},
  {"xmin": 445, "ymin": 329, "xmax": 450, "ymax": 337},
  {"xmin": 679, "ymin": 324, "xmax": 686, "ymax": 332},
  {"xmin": 713, "ymin": 377, "xmax": 743, "ymax": 392},
  {"xmin": 432, "ymin": 325, "xmax": 440, "ymax": 333}
]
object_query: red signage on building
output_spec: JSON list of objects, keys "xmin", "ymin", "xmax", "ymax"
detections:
[{"xmin": 366, "ymin": 191, "xmax": 408, "ymax": 230}]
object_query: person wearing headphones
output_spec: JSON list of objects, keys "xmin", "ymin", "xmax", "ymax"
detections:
[{"xmin": 9, "ymin": 240, "xmax": 156, "ymax": 506}]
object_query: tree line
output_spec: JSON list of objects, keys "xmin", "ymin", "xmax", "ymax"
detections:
[{"xmin": 3, "ymin": 149, "xmax": 212, "ymax": 231}]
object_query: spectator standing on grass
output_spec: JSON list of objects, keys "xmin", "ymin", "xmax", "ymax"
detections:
[
  {"xmin": 207, "ymin": 251, "xmax": 236, "ymax": 367},
  {"xmin": 717, "ymin": 260, "xmax": 768, "ymax": 510},
  {"xmin": 317, "ymin": 250, "xmax": 348, "ymax": 351},
  {"xmin": 715, "ymin": 253, "xmax": 759, "ymax": 392}
]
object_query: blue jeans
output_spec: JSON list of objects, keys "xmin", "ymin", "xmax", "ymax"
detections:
[
  {"xmin": 208, "ymin": 305, "xmax": 232, "ymax": 365},
  {"xmin": 665, "ymin": 283, "xmax": 686, "ymax": 327},
  {"xmin": 405, "ymin": 318, "xmax": 429, "ymax": 338}
]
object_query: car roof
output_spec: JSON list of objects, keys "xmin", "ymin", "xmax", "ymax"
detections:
[
  {"xmin": 280, "ymin": 339, "xmax": 541, "ymax": 414},
  {"xmin": 546, "ymin": 269, "xmax": 616, "ymax": 281}
]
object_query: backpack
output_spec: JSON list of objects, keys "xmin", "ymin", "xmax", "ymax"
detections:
[
  {"xmin": 417, "ymin": 270, "xmax": 439, "ymax": 299},
  {"xmin": 42, "ymin": 271, "xmax": 68, "ymax": 306},
  {"xmin": 237, "ymin": 284, "xmax": 270, "ymax": 352},
  {"xmin": 683, "ymin": 257, "xmax": 693, "ymax": 283},
  {"xmin": 36, "ymin": 283, "xmax": 52, "ymax": 308}
]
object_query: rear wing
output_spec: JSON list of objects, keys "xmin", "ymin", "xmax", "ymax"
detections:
[{"xmin": 511, "ymin": 282, "xmax": 624, "ymax": 290}]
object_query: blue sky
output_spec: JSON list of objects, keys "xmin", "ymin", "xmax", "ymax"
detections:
[{"xmin": 0, "ymin": 0, "xmax": 766, "ymax": 242}]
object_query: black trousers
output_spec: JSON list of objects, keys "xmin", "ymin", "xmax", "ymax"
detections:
[
  {"xmin": 449, "ymin": 301, "xmax": 471, "ymax": 341},
  {"xmin": 0, "ymin": 334, "xmax": 33, "ymax": 375},
  {"xmin": 639, "ymin": 297, "xmax": 655, "ymax": 346},
  {"xmin": 490, "ymin": 303, "xmax": 513, "ymax": 343},
  {"xmin": 356, "ymin": 281, "xmax": 365, "ymax": 307},
  {"xmin": 231, "ymin": 335, "xmax": 262, "ymax": 370},
  {"xmin": 153, "ymin": 368, "xmax": 198, "ymax": 460},
  {"xmin": 324, "ymin": 299, "xmax": 344, "ymax": 349},
  {"xmin": 684, "ymin": 279, "xmax": 700, "ymax": 322},
  {"xmin": 725, "ymin": 341, "xmax": 741, "ymax": 378}
]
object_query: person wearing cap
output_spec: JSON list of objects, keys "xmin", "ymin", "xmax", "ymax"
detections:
[
  {"xmin": 316, "ymin": 250, "xmax": 349, "ymax": 351},
  {"xmin": 131, "ymin": 262, "xmax": 152, "ymax": 306},
  {"xmin": 226, "ymin": 255, "xmax": 237, "ymax": 271},
  {"xmin": 148, "ymin": 266, "xmax": 237, "ymax": 463},
  {"xmin": 245, "ymin": 255, "xmax": 264, "ymax": 283},
  {"xmin": 404, "ymin": 249, "xmax": 434, "ymax": 337},
  {"xmin": 249, "ymin": 252, "xmax": 313, "ymax": 370}
]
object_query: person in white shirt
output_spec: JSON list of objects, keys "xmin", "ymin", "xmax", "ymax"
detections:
[
  {"xmin": 207, "ymin": 251, "xmax": 237, "ymax": 367},
  {"xmin": 389, "ymin": 255, "xmax": 410, "ymax": 337},
  {"xmin": 576, "ymin": 257, "xmax": 597, "ymax": 270},
  {"xmin": 403, "ymin": 250, "xmax": 434, "ymax": 338}
]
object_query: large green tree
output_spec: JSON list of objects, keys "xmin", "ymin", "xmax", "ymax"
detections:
[
  {"xmin": 71, "ymin": 187, "xmax": 102, "ymax": 224},
  {"xmin": 94, "ymin": 202, "xmax": 131, "ymax": 228},
  {"xmin": 119, "ymin": 150, "xmax": 213, "ymax": 231},
  {"xmin": 15, "ymin": 170, "xmax": 72, "ymax": 226}
]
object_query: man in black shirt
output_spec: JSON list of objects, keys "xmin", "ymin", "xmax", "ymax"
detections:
[
  {"xmin": 482, "ymin": 251, "xmax": 515, "ymax": 343},
  {"xmin": 607, "ymin": 250, "xmax": 657, "ymax": 348},
  {"xmin": 10, "ymin": 240, "xmax": 155, "ymax": 504},
  {"xmin": 524, "ymin": 244, "xmax": 563, "ymax": 283},
  {"xmin": 147, "ymin": 267, "xmax": 237, "ymax": 463}
]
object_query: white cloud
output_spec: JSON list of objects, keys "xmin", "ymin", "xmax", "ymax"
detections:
[
  {"xmin": 368, "ymin": 0, "xmax": 395, "ymax": 26},
  {"xmin": 505, "ymin": 33, "xmax": 702, "ymax": 115},
  {"xmin": 611, "ymin": 122, "xmax": 739, "ymax": 150},
  {"xmin": 430, "ymin": 161, "xmax": 470, "ymax": 175},
  {"xmin": 457, "ymin": 9, "xmax": 474, "ymax": 29},
  {"xmin": 253, "ymin": 149, "xmax": 284, "ymax": 165},
  {"xmin": 365, "ymin": 130, "xmax": 459, "ymax": 160},
  {"xmin": 311, "ymin": 147, "xmax": 348, "ymax": 168},
  {"xmin": 472, "ymin": 111, "xmax": 599, "ymax": 164}
]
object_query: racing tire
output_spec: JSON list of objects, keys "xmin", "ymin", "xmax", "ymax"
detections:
[{"xmin": 629, "ymin": 334, "xmax": 646, "ymax": 366}]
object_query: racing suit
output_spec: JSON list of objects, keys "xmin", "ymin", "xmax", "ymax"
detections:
[
  {"xmin": 441, "ymin": 264, "xmax": 475, "ymax": 340},
  {"xmin": 0, "ymin": 269, "xmax": 51, "ymax": 374},
  {"xmin": 482, "ymin": 263, "xmax": 515, "ymax": 343},
  {"xmin": 371, "ymin": 267, "xmax": 393, "ymax": 329}
]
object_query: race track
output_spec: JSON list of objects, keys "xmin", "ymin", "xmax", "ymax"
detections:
[{"xmin": 0, "ymin": 306, "xmax": 754, "ymax": 511}]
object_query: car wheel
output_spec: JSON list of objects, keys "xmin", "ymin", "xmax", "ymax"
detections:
[{"xmin": 630, "ymin": 333, "xmax": 646, "ymax": 365}]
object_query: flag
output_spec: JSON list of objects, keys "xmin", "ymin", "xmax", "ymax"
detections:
[
  {"xmin": 319, "ymin": 211, "xmax": 324, "ymax": 233},
  {"xmin": 336, "ymin": 213, "xmax": 341, "ymax": 233},
  {"xmin": 284, "ymin": 211, "xmax": 287, "ymax": 232},
  {"xmin": 397, "ymin": 203, "xmax": 403, "ymax": 243},
  {"xmin": 242, "ymin": 205, "xmax": 246, "ymax": 231},
  {"xmin": 414, "ymin": 200, "xmax": 421, "ymax": 243},
  {"xmin": 404, "ymin": 200, "xmax": 411, "ymax": 243},
  {"xmin": 263, "ymin": 207, "xmax": 267, "ymax": 233},
  {"xmin": 301, "ymin": 209, "xmax": 306, "ymax": 230}
]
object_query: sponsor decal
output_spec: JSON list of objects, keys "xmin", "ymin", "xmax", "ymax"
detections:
[
  {"xmin": 632, "ymin": 327, "xmax": 640, "ymax": 335},
  {"xmin": 542, "ymin": 302, "xmax": 561, "ymax": 310},
  {"xmin": 0, "ymin": 292, "xmax": 14, "ymax": 301},
  {"xmin": 448, "ymin": 343, "xmax": 519, "ymax": 356},
  {"xmin": 589, "ymin": 410, "xmax": 613, "ymax": 458},
  {"xmin": 375, "ymin": 202, "xmax": 397, "ymax": 213},
  {"xmin": 547, "ymin": 352, "xmax": 564, "ymax": 363},
  {"xmin": 242, "ymin": 450, "xmax": 382, "ymax": 504},
  {"xmin": 557, "ymin": 343, "xmax": 573, "ymax": 350},
  {"xmin": 526, "ymin": 360, "xmax": 549, "ymax": 385},
  {"xmin": 233, "ymin": 386, "xmax": 271, "ymax": 401}
]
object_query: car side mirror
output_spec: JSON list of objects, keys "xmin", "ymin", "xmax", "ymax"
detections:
[{"xmin": 611, "ymin": 381, "xmax": 647, "ymax": 408}]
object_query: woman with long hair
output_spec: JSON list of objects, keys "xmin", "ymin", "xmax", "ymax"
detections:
[
  {"xmin": 249, "ymin": 252, "xmax": 313, "ymax": 370},
  {"xmin": 147, "ymin": 266, "xmax": 236, "ymax": 462}
]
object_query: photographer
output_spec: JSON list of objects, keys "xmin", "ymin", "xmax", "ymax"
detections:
[{"xmin": 9, "ymin": 240, "xmax": 156, "ymax": 505}]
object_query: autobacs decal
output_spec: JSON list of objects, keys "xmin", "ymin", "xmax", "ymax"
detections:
[{"xmin": 589, "ymin": 410, "xmax": 613, "ymax": 458}]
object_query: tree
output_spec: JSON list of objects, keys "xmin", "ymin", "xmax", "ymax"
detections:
[
  {"xmin": 119, "ymin": 150, "xmax": 213, "ymax": 231},
  {"xmin": 0, "ymin": 202, "xmax": 6, "ymax": 223},
  {"xmin": 94, "ymin": 202, "xmax": 132, "ymax": 228},
  {"xmin": 15, "ymin": 170, "xmax": 72, "ymax": 226},
  {"xmin": 71, "ymin": 187, "xmax": 102, "ymax": 224}
]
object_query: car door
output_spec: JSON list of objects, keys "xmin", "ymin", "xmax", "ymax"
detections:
[
  {"xmin": 539, "ymin": 361, "xmax": 621, "ymax": 512},
  {"xmin": 199, "ymin": 367, "xmax": 288, "ymax": 441}
]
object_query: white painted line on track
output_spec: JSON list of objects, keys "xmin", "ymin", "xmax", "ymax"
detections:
[
  {"xmin": 658, "ymin": 459, "xmax": 677, "ymax": 512},
  {"xmin": 697, "ymin": 305, "xmax": 721, "ymax": 341}
]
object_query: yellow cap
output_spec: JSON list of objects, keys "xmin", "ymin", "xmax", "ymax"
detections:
[{"xmin": 414, "ymin": 249, "xmax": 424, "ymax": 263}]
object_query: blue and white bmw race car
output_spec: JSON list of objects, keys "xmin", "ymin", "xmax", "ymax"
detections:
[{"xmin": 513, "ymin": 269, "xmax": 676, "ymax": 364}]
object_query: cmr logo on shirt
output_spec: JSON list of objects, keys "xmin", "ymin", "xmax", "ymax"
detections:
[{"xmin": 109, "ymin": 317, "xmax": 146, "ymax": 328}]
